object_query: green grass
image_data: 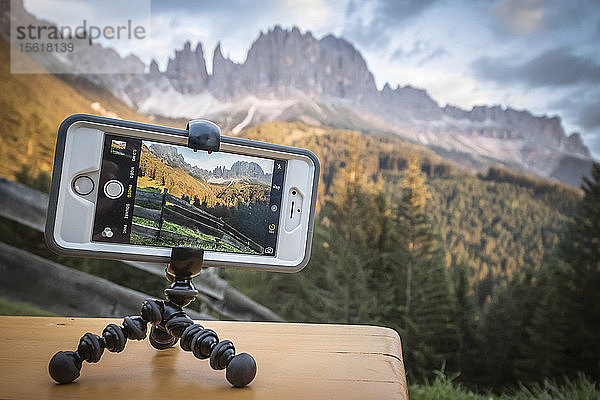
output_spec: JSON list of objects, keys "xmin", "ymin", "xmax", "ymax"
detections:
[
  {"xmin": 0, "ymin": 297, "xmax": 57, "ymax": 316},
  {"xmin": 408, "ymin": 369, "xmax": 599, "ymax": 400},
  {"xmin": 138, "ymin": 186, "xmax": 162, "ymax": 193},
  {"xmin": 132, "ymin": 215, "xmax": 159, "ymax": 228},
  {"xmin": 503, "ymin": 374, "xmax": 599, "ymax": 400},
  {"xmin": 409, "ymin": 369, "xmax": 496, "ymax": 400},
  {"xmin": 132, "ymin": 216, "xmax": 251, "ymax": 254}
]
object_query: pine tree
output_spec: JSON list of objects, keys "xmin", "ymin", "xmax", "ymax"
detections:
[
  {"xmin": 480, "ymin": 273, "xmax": 534, "ymax": 388},
  {"xmin": 193, "ymin": 196, "xmax": 201, "ymax": 208},
  {"xmin": 366, "ymin": 179, "xmax": 400, "ymax": 324},
  {"xmin": 491, "ymin": 162, "xmax": 600, "ymax": 385},
  {"xmin": 514, "ymin": 258, "xmax": 569, "ymax": 382},
  {"xmin": 524, "ymin": 162, "xmax": 600, "ymax": 381},
  {"xmin": 317, "ymin": 139, "xmax": 377, "ymax": 323},
  {"xmin": 398, "ymin": 154, "xmax": 432, "ymax": 316},
  {"xmin": 450, "ymin": 262, "xmax": 481, "ymax": 381},
  {"xmin": 393, "ymin": 154, "xmax": 458, "ymax": 380}
]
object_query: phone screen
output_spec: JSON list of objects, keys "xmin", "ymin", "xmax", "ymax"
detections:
[{"xmin": 91, "ymin": 134, "xmax": 286, "ymax": 256}]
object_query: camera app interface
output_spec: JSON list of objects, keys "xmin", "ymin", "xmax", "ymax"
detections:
[{"xmin": 92, "ymin": 134, "xmax": 286, "ymax": 256}]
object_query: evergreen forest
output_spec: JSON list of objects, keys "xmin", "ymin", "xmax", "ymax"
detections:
[{"xmin": 222, "ymin": 122, "xmax": 600, "ymax": 393}]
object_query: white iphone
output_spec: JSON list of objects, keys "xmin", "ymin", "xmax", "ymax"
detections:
[{"xmin": 45, "ymin": 115, "xmax": 320, "ymax": 272}]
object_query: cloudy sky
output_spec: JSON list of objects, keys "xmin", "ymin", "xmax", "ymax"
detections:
[{"xmin": 24, "ymin": 0, "xmax": 600, "ymax": 157}]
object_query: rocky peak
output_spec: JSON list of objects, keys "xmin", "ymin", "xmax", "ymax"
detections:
[
  {"xmin": 210, "ymin": 42, "xmax": 244, "ymax": 99},
  {"xmin": 149, "ymin": 59, "xmax": 160, "ymax": 75},
  {"xmin": 225, "ymin": 161, "xmax": 271, "ymax": 184},
  {"xmin": 224, "ymin": 26, "xmax": 377, "ymax": 100},
  {"xmin": 212, "ymin": 43, "xmax": 241, "ymax": 74},
  {"xmin": 439, "ymin": 105, "xmax": 570, "ymax": 146},
  {"xmin": 148, "ymin": 144, "xmax": 186, "ymax": 168},
  {"xmin": 165, "ymin": 41, "xmax": 208, "ymax": 94},
  {"xmin": 564, "ymin": 133, "xmax": 590, "ymax": 156},
  {"xmin": 373, "ymin": 83, "xmax": 442, "ymax": 121},
  {"xmin": 317, "ymin": 33, "xmax": 377, "ymax": 99}
]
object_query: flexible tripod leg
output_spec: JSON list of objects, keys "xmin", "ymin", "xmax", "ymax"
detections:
[
  {"xmin": 147, "ymin": 298, "xmax": 257, "ymax": 387},
  {"xmin": 48, "ymin": 315, "xmax": 146, "ymax": 384},
  {"xmin": 48, "ymin": 299, "xmax": 256, "ymax": 387},
  {"xmin": 49, "ymin": 247, "xmax": 256, "ymax": 387}
]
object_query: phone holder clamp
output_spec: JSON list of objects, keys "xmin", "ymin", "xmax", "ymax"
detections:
[
  {"xmin": 186, "ymin": 119, "xmax": 220, "ymax": 152},
  {"xmin": 48, "ymin": 121, "xmax": 257, "ymax": 389}
]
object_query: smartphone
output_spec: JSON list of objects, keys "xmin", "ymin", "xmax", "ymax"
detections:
[{"xmin": 45, "ymin": 115, "xmax": 320, "ymax": 272}]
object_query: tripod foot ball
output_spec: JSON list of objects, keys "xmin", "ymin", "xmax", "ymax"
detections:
[
  {"xmin": 226, "ymin": 353, "xmax": 257, "ymax": 388},
  {"xmin": 48, "ymin": 351, "xmax": 82, "ymax": 384}
]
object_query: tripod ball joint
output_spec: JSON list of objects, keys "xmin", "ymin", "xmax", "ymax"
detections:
[
  {"xmin": 77, "ymin": 332, "xmax": 104, "ymax": 363},
  {"xmin": 170, "ymin": 323, "xmax": 257, "ymax": 387},
  {"xmin": 123, "ymin": 316, "xmax": 147, "ymax": 340},
  {"xmin": 181, "ymin": 324, "xmax": 218, "ymax": 359},
  {"xmin": 149, "ymin": 325, "xmax": 179, "ymax": 350},
  {"xmin": 103, "ymin": 323, "xmax": 127, "ymax": 353},
  {"xmin": 141, "ymin": 299, "xmax": 163, "ymax": 324}
]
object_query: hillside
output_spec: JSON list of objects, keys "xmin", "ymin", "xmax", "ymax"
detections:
[
  {"xmin": 238, "ymin": 121, "xmax": 458, "ymax": 205},
  {"xmin": 0, "ymin": 38, "xmax": 150, "ymax": 180},
  {"xmin": 235, "ymin": 121, "xmax": 581, "ymax": 300},
  {"xmin": 139, "ymin": 145, "xmax": 270, "ymax": 207}
]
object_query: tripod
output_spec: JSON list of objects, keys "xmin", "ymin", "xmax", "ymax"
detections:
[{"xmin": 48, "ymin": 247, "xmax": 257, "ymax": 388}]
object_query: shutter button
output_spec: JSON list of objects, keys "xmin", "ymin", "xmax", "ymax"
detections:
[{"xmin": 104, "ymin": 180, "xmax": 124, "ymax": 199}]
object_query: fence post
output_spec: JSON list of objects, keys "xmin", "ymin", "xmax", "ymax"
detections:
[{"xmin": 157, "ymin": 188, "xmax": 168, "ymax": 239}]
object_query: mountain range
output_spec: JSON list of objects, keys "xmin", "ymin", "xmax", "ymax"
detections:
[
  {"xmin": 1, "ymin": 0, "xmax": 595, "ymax": 185},
  {"xmin": 146, "ymin": 143, "xmax": 271, "ymax": 185}
]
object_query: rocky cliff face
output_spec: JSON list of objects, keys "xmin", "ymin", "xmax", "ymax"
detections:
[
  {"xmin": 205, "ymin": 27, "xmax": 377, "ymax": 101},
  {"xmin": 166, "ymin": 42, "xmax": 208, "ymax": 94}
]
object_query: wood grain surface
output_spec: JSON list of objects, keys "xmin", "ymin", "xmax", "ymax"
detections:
[{"xmin": 0, "ymin": 316, "xmax": 408, "ymax": 399}]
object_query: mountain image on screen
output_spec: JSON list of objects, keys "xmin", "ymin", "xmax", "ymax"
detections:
[
  {"xmin": 130, "ymin": 142, "xmax": 273, "ymax": 254},
  {"xmin": 147, "ymin": 143, "xmax": 272, "ymax": 185}
]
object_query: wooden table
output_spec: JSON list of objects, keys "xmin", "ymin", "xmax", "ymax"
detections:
[{"xmin": 0, "ymin": 317, "xmax": 407, "ymax": 399}]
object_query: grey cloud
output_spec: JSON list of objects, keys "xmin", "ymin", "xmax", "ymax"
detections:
[
  {"xmin": 343, "ymin": 17, "xmax": 393, "ymax": 50},
  {"xmin": 491, "ymin": 0, "xmax": 600, "ymax": 38},
  {"xmin": 584, "ymin": 132, "xmax": 600, "ymax": 160},
  {"xmin": 417, "ymin": 47, "xmax": 449, "ymax": 66},
  {"xmin": 391, "ymin": 40, "xmax": 448, "ymax": 66},
  {"xmin": 391, "ymin": 40, "xmax": 428, "ymax": 60},
  {"xmin": 343, "ymin": 0, "xmax": 441, "ymax": 49},
  {"xmin": 375, "ymin": 0, "xmax": 440, "ymax": 21},
  {"xmin": 492, "ymin": 0, "xmax": 544, "ymax": 36},
  {"xmin": 547, "ymin": 92, "xmax": 600, "ymax": 158},
  {"xmin": 150, "ymin": 0, "xmax": 269, "ymax": 14},
  {"xmin": 471, "ymin": 47, "xmax": 600, "ymax": 88},
  {"xmin": 345, "ymin": 0, "xmax": 357, "ymax": 17},
  {"xmin": 579, "ymin": 101, "xmax": 600, "ymax": 131}
]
